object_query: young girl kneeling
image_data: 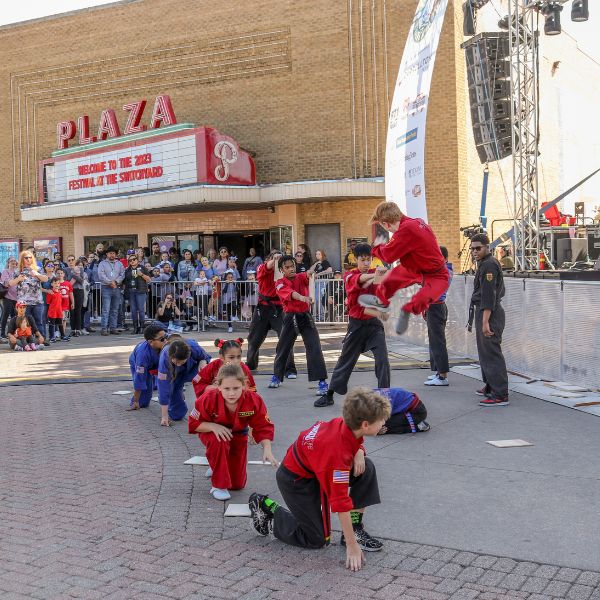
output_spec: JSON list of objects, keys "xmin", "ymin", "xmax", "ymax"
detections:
[{"xmin": 188, "ymin": 363, "xmax": 277, "ymax": 501}]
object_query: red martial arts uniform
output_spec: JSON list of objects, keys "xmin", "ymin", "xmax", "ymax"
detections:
[
  {"xmin": 275, "ymin": 272, "xmax": 311, "ymax": 313},
  {"xmin": 188, "ymin": 388, "xmax": 274, "ymax": 490},
  {"xmin": 256, "ymin": 263, "xmax": 281, "ymax": 306},
  {"xmin": 192, "ymin": 359, "xmax": 257, "ymax": 398},
  {"xmin": 280, "ymin": 417, "xmax": 365, "ymax": 541},
  {"xmin": 372, "ymin": 215, "xmax": 449, "ymax": 314},
  {"xmin": 344, "ymin": 268, "xmax": 378, "ymax": 321}
]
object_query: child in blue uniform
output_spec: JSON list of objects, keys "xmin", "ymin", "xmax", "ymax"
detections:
[
  {"xmin": 374, "ymin": 387, "xmax": 429, "ymax": 434},
  {"xmin": 128, "ymin": 323, "xmax": 169, "ymax": 411},
  {"xmin": 157, "ymin": 338, "xmax": 212, "ymax": 426}
]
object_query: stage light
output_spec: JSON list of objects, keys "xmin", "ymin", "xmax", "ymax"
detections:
[
  {"xmin": 542, "ymin": 2, "xmax": 563, "ymax": 35},
  {"xmin": 571, "ymin": 0, "xmax": 589, "ymax": 22},
  {"xmin": 498, "ymin": 15, "xmax": 509, "ymax": 29}
]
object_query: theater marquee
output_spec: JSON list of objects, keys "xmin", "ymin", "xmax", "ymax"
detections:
[{"xmin": 39, "ymin": 95, "xmax": 256, "ymax": 203}]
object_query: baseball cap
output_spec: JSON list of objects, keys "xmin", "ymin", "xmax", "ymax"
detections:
[
  {"xmin": 127, "ymin": 249, "xmax": 135, "ymax": 255},
  {"xmin": 16, "ymin": 302, "xmax": 26, "ymax": 308}
]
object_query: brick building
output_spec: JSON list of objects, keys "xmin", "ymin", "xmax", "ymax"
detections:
[{"xmin": 1, "ymin": 0, "xmax": 597, "ymax": 269}]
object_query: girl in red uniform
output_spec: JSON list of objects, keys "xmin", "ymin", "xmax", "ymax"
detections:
[
  {"xmin": 188, "ymin": 363, "xmax": 277, "ymax": 501},
  {"xmin": 192, "ymin": 338, "xmax": 256, "ymax": 399}
]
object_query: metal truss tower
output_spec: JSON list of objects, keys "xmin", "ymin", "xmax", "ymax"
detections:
[{"xmin": 507, "ymin": 1, "xmax": 540, "ymax": 270}]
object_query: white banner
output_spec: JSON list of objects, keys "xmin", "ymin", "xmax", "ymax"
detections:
[{"xmin": 385, "ymin": 0, "xmax": 449, "ymax": 221}]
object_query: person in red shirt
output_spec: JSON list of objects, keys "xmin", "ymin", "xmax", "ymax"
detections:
[
  {"xmin": 55, "ymin": 268, "xmax": 74, "ymax": 340},
  {"xmin": 358, "ymin": 201, "xmax": 449, "ymax": 335},
  {"xmin": 315, "ymin": 244, "xmax": 391, "ymax": 407},
  {"xmin": 46, "ymin": 278, "xmax": 67, "ymax": 341},
  {"xmin": 245, "ymin": 250, "xmax": 296, "ymax": 378},
  {"xmin": 269, "ymin": 255, "xmax": 328, "ymax": 395},
  {"xmin": 249, "ymin": 387, "xmax": 391, "ymax": 572},
  {"xmin": 192, "ymin": 338, "xmax": 256, "ymax": 398},
  {"xmin": 188, "ymin": 363, "xmax": 277, "ymax": 501}
]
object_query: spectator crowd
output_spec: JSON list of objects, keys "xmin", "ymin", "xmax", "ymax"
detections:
[{"xmin": 0, "ymin": 241, "xmax": 354, "ymax": 349}]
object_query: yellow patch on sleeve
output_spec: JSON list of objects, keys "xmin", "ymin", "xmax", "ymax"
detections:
[{"xmin": 486, "ymin": 273, "xmax": 493, "ymax": 282}]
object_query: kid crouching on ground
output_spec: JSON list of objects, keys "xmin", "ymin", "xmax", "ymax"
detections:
[
  {"xmin": 189, "ymin": 363, "xmax": 277, "ymax": 501},
  {"xmin": 249, "ymin": 387, "xmax": 390, "ymax": 572}
]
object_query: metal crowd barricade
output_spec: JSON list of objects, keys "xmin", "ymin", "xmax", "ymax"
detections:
[
  {"xmin": 87, "ymin": 276, "xmax": 350, "ymax": 332},
  {"xmin": 311, "ymin": 272, "xmax": 348, "ymax": 324}
]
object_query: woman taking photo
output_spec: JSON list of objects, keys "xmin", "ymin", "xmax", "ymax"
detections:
[
  {"xmin": 8, "ymin": 250, "xmax": 49, "ymax": 338},
  {"xmin": 155, "ymin": 293, "xmax": 182, "ymax": 326}
]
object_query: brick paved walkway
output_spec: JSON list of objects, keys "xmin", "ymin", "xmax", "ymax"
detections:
[{"xmin": 1, "ymin": 381, "xmax": 599, "ymax": 600}]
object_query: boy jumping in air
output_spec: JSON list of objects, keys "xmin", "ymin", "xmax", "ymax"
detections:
[
  {"xmin": 249, "ymin": 387, "xmax": 390, "ymax": 572},
  {"xmin": 359, "ymin": 201, "xmax": 449, "ymax": 335}
]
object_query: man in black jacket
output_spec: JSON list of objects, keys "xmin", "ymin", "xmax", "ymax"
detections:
[{"xmin": 123, "ymin": 255, "xmax": 152, "ymax": 334}]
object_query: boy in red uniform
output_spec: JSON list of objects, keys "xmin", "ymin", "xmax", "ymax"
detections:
[
  {"xmin": 249, "ymin": 387, "xmax": 390, "ymax": 571},
  {"xmin": 189, "ymin": 363, "xmax": 277, "ymax": 501},
  {"xmin": 192, "ymin": 338, "xmax": 256, "ymax": 398},
  {"xmin": 246, "ymin": 250, "xmax": 296, "ymax": 378},
  {"xmin": 358, "ymin": 201, "xmax": 449, "ymax": 335},
  {"xmin": 270, "ymin": 255, "xmax": 328, "ymax": 395},
  {"xmin": 316, "ymin": 244, "xmax": 391, "ymax": 407}
]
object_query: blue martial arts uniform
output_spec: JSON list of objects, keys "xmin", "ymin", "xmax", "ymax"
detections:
[
  {"xmin": 157, "ymin": 339, "xmax": 212, "ymax": 420},
  {"xmin": 129, "ymin": 341, "xmax": 161, "ymax": 408}
]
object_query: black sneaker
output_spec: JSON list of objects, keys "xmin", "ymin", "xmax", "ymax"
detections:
[
  {"xmin": 340, "ymin": 526, "xmax": 383, "ymax": 552},
  {"xmin": 248, "ymin": 493, "xmax": 272, "ymax": 536},
  {"xmin": 476, "ymin": 386, "xmax": 491, "ymax": 396},
  {"xmin": 314, "ymin": 393, "xmax": 334, "ymax": 408}
]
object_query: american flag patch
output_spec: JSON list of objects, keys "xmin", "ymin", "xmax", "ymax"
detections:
[
  {"xmin": 157, "ymin": 372, "xmax": 168, "ymax": 380},
  {"xmin": 332, "ymin": 470, "xmax": 350, "ymax": 484},
  {"xmin": 190, "ymin": 408, "xmax": 200, "ymax": 419},
  {"xmin": 136, "ymin": 366, "xmax": 145, "ymax": 374}
]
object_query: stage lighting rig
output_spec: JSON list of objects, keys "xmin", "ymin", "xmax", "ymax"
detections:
[
  {"xmin": 463, "ymin": 0, "xmax": 492, "ymax": 36},
  {"xmin": 542, "ymin": 2, "xmax": 564, "ymax": 35}
]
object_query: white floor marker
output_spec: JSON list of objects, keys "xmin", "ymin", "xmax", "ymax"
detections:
[
  {"xmin": 247, "ymin": 460, "xmax": 270, "ymax": 465},
  {"xmin": 486, "ymin": 439, "xmax": 533, "ymax": 448},
  {"xmin": 184, "ymin": 456, "xmax": 209, "ymax": 465},
  {"xmin": 224, "ymin": 504, "xmax": 251, "ymax": 517},
  {"xmin": 112, "ymin": 390, "xmax": 132, "ymax": 395}
]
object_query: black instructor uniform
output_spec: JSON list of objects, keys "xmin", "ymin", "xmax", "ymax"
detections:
[
  {"xmin": 470, "ymin": 252, "xmax": 508, "ymax": 400},
  {"xmin": 246, "ymin": 261, "xmax": 296, "ymax": 375}
]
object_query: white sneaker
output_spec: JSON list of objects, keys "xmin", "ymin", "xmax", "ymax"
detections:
[
  {"xmin": 205, "ymin": 467, "xmax": 213, "ymax": 478},
  {"xmin": 227, "ymin": 327, "xmax": 233, "ymax": 333},
  {"xmin": 81, "ymin": 329, "xmax": 90, "ymax": 336},
  {"xmin": 426, "ymin": 374, "xmax": 437, "ymax": 380},
  {"xmin": 424, "ymin": 375, "xmax": 449, "ymax": 386},
  {"xmin": 231, "ymin": 315, "xmax": 239, "ymax": 322},
  {"xmin": 210, "ymin": 487, "xmax": 231, "ymax": 501}
]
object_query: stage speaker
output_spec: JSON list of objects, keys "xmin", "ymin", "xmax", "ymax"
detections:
[
  {"xmin": 462, "ymin": 32, "xmax": 513, "ymax": 163},
  {"xmin": 587, "ymin": 229, "xmax": 600, "ymax": 260},
  {"xmin": 556, "ymin": 238, "xmax": 588, "ymax": 267}
]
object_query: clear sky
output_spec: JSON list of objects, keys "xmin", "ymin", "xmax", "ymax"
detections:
[
  {"xmin": 0, "ymin": 1, "xmax": 120, "ymax": 27},
  {"xmin": 0, "ymin": 1, "xmax": 596, "ymax": 60}
]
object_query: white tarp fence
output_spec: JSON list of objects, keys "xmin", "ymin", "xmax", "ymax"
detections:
[{"xmin": 392, "ymin": 275, "xmax": 600, "ymax": 388}]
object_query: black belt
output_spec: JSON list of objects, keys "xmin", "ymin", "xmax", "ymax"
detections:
[{"xmin": 291, "ymin": 442, "xmax": 315, "ymax": 476}]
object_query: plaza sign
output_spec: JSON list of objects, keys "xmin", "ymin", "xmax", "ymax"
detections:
[{"xmin": 56, "ymin": 95, "xmax": 177, "ymax": 150}]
